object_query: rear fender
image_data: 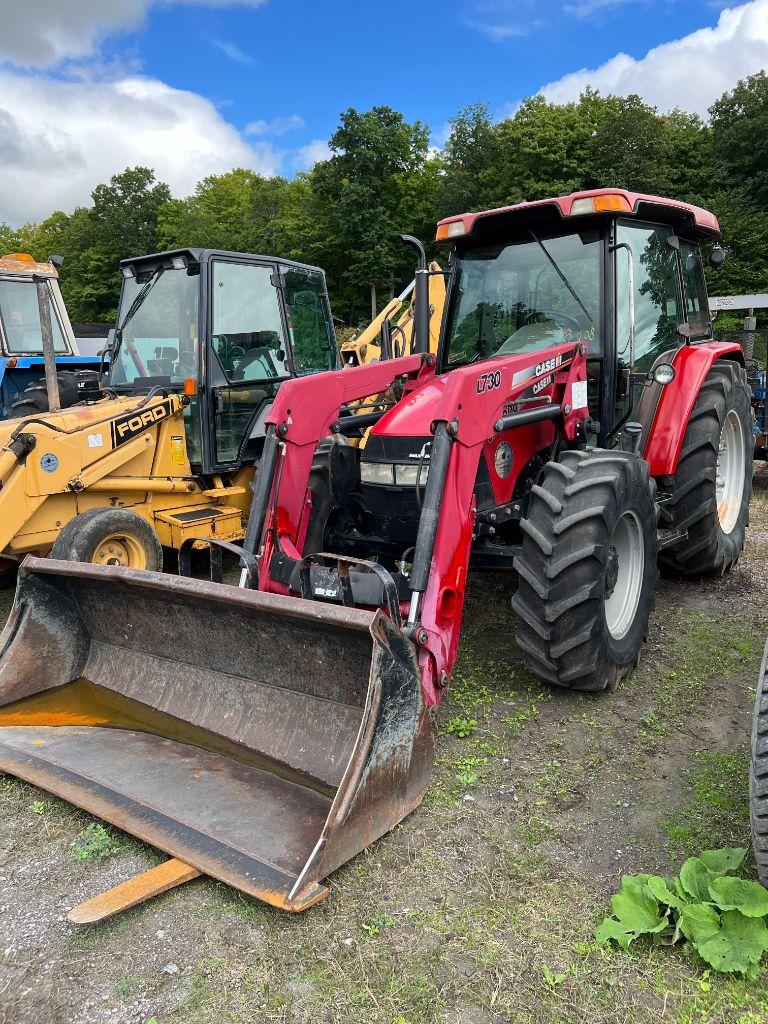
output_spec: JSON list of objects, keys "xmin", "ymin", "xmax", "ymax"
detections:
[{"xmin": 644, "ymin": 342, "xmax": 743, "ymax": 477}]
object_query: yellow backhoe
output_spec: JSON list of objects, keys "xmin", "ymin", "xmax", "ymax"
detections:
[{"xmin": 0, "ymin": 248, "xmax": 340, "ymax": 572}]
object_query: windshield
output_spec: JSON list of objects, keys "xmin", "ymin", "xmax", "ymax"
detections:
[
  {"xmin": 109, "ymin": 268, "xmax": 199, "ymax": 387},
  {"xmin": 0, "ymin": 279, "xmax": 68, "ymax": 355},
  {"xmin": 443, "ymin": 230, "xmax": 602, "ymax": 367}
]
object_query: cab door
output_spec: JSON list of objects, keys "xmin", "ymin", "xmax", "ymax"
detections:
[
  {"xmin": 202, "ymin": 257, "xmax": 292, "ymax": 472},
  {"xmin": 612, "ymin": 221, "xmax": 684, "ymax": 439}
]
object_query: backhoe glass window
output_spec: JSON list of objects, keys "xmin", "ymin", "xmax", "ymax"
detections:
[
  {"xmin": 110, "ymin": 269, "xmax": 199, "ymax": 386},
  {"xmin": 212, "ymin": 262, "xmax": 289, "ymax": 382},
  {"xmin": 615, "ymin": 221, "xmax": 682, "ymax": 373},
  {"xmin": 444, "ymin": 231, "xmax": 601, "ymax": 368},
  {"xmin": 282, "ymin": 268, "xmax": 340, "ymax": 375},
  {"xmin": 679, "ymin": 241, "xmax": 711, "ymax": 339},
  {"xmin": 0, "ymin": 279, "xmax": 67, "ymax": 354}
]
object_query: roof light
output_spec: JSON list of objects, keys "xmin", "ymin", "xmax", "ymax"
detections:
[
  {"xmin": 121, "ymin": 266, "xmax": 135, "ymax": 279},
  {"xmin": 436, "ymin": 220, "xmax": 466, "ymax": 242},
  {"xmin": 3, "ymin": 253, "xmax": 35, "ymax": 263},
  {"xmin": 570, "ymin": 194, "xmax": 633, "ymax": 216},
  {"xmin": 171, "ymin": 255, "xmax": 187, "ymax": 270}
]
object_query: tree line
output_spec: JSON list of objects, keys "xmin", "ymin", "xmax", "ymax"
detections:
[{"xmin": 2, "ymin": 72, "xmax": 767, "ymax": 327}]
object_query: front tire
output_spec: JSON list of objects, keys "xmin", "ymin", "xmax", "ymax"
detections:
[
  {"xmin": 513, "ymin": 449, "xmax": 658, "ymax": 692},
  {"xmin": 50, "ymin": 508, "xmax": 163, "ymax": 571},
  {"xmin": 658, "ymin": 360, "xmax": 752, "ymax": 577}
]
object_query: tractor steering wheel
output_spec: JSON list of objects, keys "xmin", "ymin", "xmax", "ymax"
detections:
[{"xmin": 524, "ymin": 308, "xmax": 583, "ymax": 333}]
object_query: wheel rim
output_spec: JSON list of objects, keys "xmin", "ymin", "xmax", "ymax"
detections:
[
  {"xmin": 92, "ymin": 533, "xmax": 147, "ymax": 569},
  {"xmin": 604, "ymin": 510, "xmax": 644, "ymax": 641},
  {"xmin": 716, "ymin": 409, "xmax": 746, "ymax": 535}
]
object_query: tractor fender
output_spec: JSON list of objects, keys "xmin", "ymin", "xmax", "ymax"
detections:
[{"xmin": 644, "ymin": 342, "xmax": 744, "ymax": 477}]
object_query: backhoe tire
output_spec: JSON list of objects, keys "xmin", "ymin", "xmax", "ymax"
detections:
[
  {"xmin": 51, "ymin": 508, "xmax": 163, "ymax": 572},
  {"xmin": 513, "ymin": 449, "xmax": 658, "ymax": 693},
  {"xmin": 658, "ymin": 360, "xmax": 752, "ymax": 577},
  {"xmin": 8, "ymin": 370, "xmax": 94, "ymax": 419},
  {"xmin": 751, "ymin": 639, "xmax": 768, "ymax": 888}
]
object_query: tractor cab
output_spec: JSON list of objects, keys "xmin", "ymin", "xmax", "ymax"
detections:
[
  {"xmin": 109, "ymin": 249, "xmax": 339, "ymax": 473},
  {"xmin": 436, "ymin": 188, "xmax": 722, "ymax": 448}
]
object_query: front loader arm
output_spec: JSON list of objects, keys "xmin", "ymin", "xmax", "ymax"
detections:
[{"xmin": 251, "ymin": 343, "xmax": 588, "ymax": 706}]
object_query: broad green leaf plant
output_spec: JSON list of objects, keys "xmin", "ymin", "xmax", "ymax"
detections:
[{"xmin": 596, "ymin": 848, "xmax": 768, "ymax": 979}]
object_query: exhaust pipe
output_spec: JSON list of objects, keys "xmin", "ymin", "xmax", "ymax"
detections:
[{"xmin": 399, "ymin": 235, "xmax": 429, "ymax": 356}]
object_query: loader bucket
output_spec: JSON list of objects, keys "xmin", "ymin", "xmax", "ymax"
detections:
[{"xmin": 0, "ymin": 558, "xmax": 434, "ymax": 911}]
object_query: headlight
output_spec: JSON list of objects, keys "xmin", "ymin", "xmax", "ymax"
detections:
[
  {"xmin": 394, "ymin": 464, "xmax": 430, "ymax": 486},
  {"xmin": 652, "ymin": 363, "xmax": 676, "ymax": 386},
  {"xmin": 360, "ymin": 462, "xmax": 395, "ymax": 485}
]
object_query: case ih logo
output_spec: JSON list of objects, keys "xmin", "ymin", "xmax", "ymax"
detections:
[
  {"xmin": 111, "ymin": 398, "xmax": 175, "ymax": 447},
  {"xmin": 534, "ymin": 349, "xmax": 575, "ymax": 378}
]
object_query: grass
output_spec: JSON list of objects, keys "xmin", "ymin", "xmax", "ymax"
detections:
[
  {"xmin": 3, "ymin": 495, "xmax": 768, "ymax": 1024},
  {"xmin": 663, "ymin": 750, "xmax": 751, "ymax": 857},
  {"xmin": 71, "ymin": 821, "xmax": 124, "ymax": 863}
]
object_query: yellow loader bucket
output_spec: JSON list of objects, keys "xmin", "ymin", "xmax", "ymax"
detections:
[{"xmin": 0, "ymin": 558, "xmax": 434, "ymax": 910}]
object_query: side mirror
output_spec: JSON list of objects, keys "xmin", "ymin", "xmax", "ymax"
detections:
[
  {"xmin": 48, "ymin": 254, "xmax": 64, "ymax": 268},
  {"xmin": 709, "ymin": 244, "xmax": 726, "ymax": 268}
]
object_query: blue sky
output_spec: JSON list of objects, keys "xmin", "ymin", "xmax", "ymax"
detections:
[
  {"xmin": 1, "ymin": 1, "xmax": 767, "ymax": 223},
  {"xmin": 101, "ymin": 1, "xmax": 744, "ymax": 147}
]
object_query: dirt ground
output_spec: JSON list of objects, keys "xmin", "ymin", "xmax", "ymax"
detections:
[{"xmin": 2, "ymin": 480, "xmax": 768, "ymax": 1024}]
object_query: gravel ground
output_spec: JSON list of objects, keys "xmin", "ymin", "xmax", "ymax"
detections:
[{"xmin": 1, "ymin": 478, "xmax": 768, "ymax": 1024}]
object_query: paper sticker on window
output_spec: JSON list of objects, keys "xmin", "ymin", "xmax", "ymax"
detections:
[
  {"xmin": 171, "ymin": 435, "xmax": 185, "ymax": 466},
  {"xmin": 87, "ymin": 433, "xmax": 103, "ymax": 448},
  {"xmin": 571, "ymin": 379, "xmax": 588, "ymax": 411}
]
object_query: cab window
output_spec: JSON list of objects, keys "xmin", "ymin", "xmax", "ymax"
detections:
[
  {"xmin": 212, "ymin": 262, "xmax": 289, "ymax": 382},
  {"xmin": 282, "ymin": 268, "xmax": 339, "ymax": 375},
  {"xmin": 679, "ymin": 242, "xmax": 711, "ymax": 339},
  {"xmin": 0, "ymin": 279, "xmax": 68, "ymax": 354},
  {"xmin": 616, "ymin": 221, "xmax": 681, "ymax": 373}
]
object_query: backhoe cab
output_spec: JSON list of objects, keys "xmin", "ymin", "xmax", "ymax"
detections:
[
  {"xmin": 0, "ymin": 190, "xmax": 752, "ymax": 915},
  {"xmin": 0, "ymin": 249, "xmax": 338, "ymax": 571},
  {"xmin": 109, "ymin": 248, "xmax": 339, "ymax": 472}
]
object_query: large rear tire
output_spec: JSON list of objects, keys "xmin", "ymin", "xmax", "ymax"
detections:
[
  {"xmin": 51, "ymin": 507, "xmax": 163, "ymax": 571},
  {"xmin": 751, "ymin": 639, "xmax": 768, "ymax": 887},
  {"xmin": 658, "ymin": 360, "xmax": 752, "ymax": 577},
  {"xmin": 513, "ymin": 449, "xmax": 658, "ymax": 692},
  {"xmin": 7, "ymin": 370, "xmax": 98, "ymax": 419}
]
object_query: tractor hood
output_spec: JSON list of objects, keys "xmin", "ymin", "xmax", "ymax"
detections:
[{"xmin": 369, "ymin": 372, "xmax": 453, "ymax": 440}]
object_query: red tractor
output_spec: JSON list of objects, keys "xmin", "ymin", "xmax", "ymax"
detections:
[{"xmin": 0, "ymin": 188, "xmax": 753, "ymax": 913}]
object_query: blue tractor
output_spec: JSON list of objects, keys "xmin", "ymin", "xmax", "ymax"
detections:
[{"xmin": 0, "ymin": 252, "xmax": 100, "ymax": 418}]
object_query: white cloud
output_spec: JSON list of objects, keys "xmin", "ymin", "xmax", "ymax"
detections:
[
  {"xmin": 0, "ymin": 72, "xmax": 282, "ymax": 223},
  {"xmin": 245, "ymin": 114, "xmax": 306, "ymax": 136},
  {"xmin": 540, "ymin": 0, "xmax": 768, "ymax": 115},
  {"xmin": 0, "ymin": 0, "xmax": 269, "ymax": 68},
  {"xmin": 210, "ymin": 38, "xmax": 255, "ymax": 65},
  {"xmin": 295, "ymin": 139, "xmax": 332, "ymax": 170},
  {"xmin": 563, "ymin": 0, "xmax": 637, "ymax": 17}
]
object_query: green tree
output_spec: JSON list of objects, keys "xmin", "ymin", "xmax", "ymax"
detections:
[
  {"xmin": 311, "ymin": 106, "xmax": 430, "ymax": 321},
  {"xmin": 439, "ymin": 103, "xmax": 500, "ymax": 214},
  {"xmin": 710, "ymin": 71, "xmax": 768, "ymax": 206}
]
